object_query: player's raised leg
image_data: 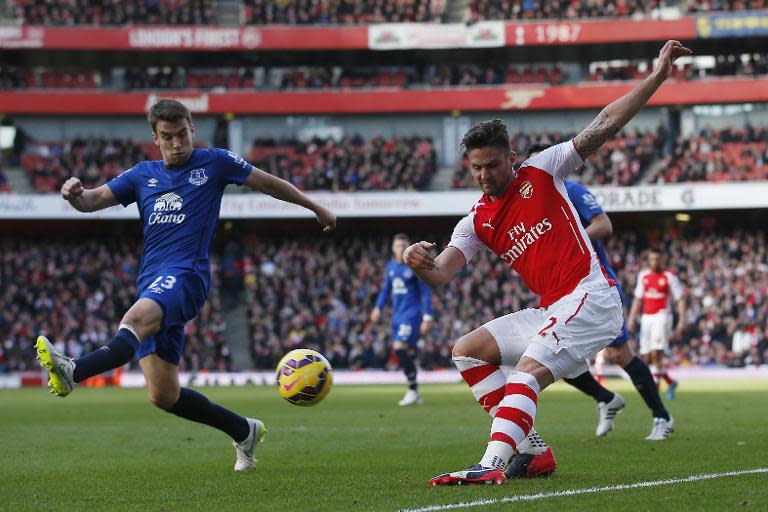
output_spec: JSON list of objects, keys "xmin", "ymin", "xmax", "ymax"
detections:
[
  {"xmin": 35, "ymin": 298, "xmax": 158, "ymax": 397},
  {"xmin": 139, "ymin": 352, "xmax": 265, "ymax": 471}
]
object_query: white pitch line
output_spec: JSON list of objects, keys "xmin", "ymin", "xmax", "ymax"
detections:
[{"xmin": 399, "ymin": 468, "xmax": 768, "ymax": 512}]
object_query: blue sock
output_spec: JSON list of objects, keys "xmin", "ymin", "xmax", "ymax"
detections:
[
  {"xmin": 623, "ymin": 356, "xmax": 670, "ymax": 420},
  {"xmin": 395, "ymin": 348, "xmax": 418, "ymax": 391},
  {"xmin": 564, "ymin": 371, "xmax": 615, "ymax": 403},
  {"xmin": 72, "ymin": 328, "xmax": 139, "ymax": 383},
  {"xmin": 168, "ymin": 387, "xmax": 250, "ymax": 442}
]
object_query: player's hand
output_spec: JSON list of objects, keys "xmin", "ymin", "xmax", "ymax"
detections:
[
  {"xmin": 420, "ymin": 317, "xmax": 433, "ymax": 335},
  {"xmin": 627, "ymin": 318, "xmax": 636, "ymax": 334},
  {"xmin": 314, "ymin": 205, "xmax": 337, "ymax": 232},
  {"xmin": 674, "ymin": 324, "xmax": 685, "ymax": 340},
  {"xmin": 61, "ymin": 177, "xmax": 84, "ymax": 202},
  {"xmin": 370, "ymin": 307, "xmax": 381, "ymax": 323},
  {"xmin": 653, "ymin": 40, "xmax": 692, "ymax": 80},
  {"xmin": 403, "ymin": 242, "xmax": 436, "ymax": 271}
]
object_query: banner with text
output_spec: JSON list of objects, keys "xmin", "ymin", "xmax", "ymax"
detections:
[
  {"xmin": 1, "ymin": 183, "xmax": 767, "ymax": 220},
  {"xmin": 696, "ymin": 10, "xmax": 768, "ymax": 38},
  {"xmin": 368, "ymin": 22, "xmax": 505, "ymax": 50}
]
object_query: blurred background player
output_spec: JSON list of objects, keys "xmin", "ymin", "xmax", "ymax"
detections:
[
  {"xmin": 35, "ymin": 99, "xmax": 336, "ymax": 472},
  {"xmin": 561, "ymin": 177, "xmax": 675, "ymax": 441},
  {"xmin": 370, "ymin": 233, "xmax": 433, "ymax": 405},
  {"xmin": 628, "ymin": 249, "xmax": 686, "ymax": 403}
]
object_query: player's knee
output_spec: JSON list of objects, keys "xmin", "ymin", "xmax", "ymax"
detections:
[
  {"xmin": 148, "ymin": 389, "xmax": 179, "ymax": 410},
  {"xmin": 608, "ymin": 344, "xmax": 634, "ymax": 367}
]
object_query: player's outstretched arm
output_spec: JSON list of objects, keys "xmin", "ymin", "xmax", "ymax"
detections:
[
  {"xmin": 403, "ymin": 243, "xmax": 465, "ymax": 288},
  {"xmin": 244, "ymin": 167, "xmax": 336, "ymax": 232},
  {"xmin": 61, "ymin": 178, "xmax": 119, "ymax": 213},
  {"xmin": 573, "ymin": 40, "xmax": 691, "ymax": 161},
  {"xmin": 585, "ymin": 212, "xmax": 613, "ymax": 241}
]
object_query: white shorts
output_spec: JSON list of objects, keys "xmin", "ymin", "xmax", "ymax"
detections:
[
  {"xmin": 483, "ymin": 280, "xmax": 623, "ymax": 381},
  {"xmin": 639, "ymin": 312, "xmax": 672, "ymax": 355}
]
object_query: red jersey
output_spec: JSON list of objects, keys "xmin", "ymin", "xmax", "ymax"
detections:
[
  {"xmin": 448, "ymin": 140, "xmax": 611, "ymax": 308},
  {"xmin": 634, "ymin": 268, "xmax": 684, "ymax": 315}
]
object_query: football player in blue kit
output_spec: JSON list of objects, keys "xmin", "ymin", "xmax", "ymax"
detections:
[
  {"xmin": 370, "ymin": 233, "xmax": 434, "ymax": 406},
  {"xmin": 563, "ymin": 179, "xmax": 674, "ymax": 441},
  {"xmin": 35, "ymin": 99, "xmax": 337, "ymax": 471}
]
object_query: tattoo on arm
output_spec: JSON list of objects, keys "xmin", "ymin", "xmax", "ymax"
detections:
[{"xmin": 573, "ymin": 110, "xmax": 622, "ymax": 160}]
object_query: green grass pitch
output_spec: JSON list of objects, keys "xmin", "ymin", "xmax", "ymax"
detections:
[{"xmin": 2, "ymin": 378, "xmax": 767, "ymax": 511}]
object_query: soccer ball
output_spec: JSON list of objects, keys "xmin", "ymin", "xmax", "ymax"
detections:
[{"xmin": 275, "ymin": 349, "xmax": 333, "ymax": 406}]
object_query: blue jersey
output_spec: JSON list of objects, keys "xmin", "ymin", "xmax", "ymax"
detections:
[
  {"xmin": 108, "ymin": 148, "xmax": 251, "ymax": 294},
  {"xmin": 565, "ymin": 180, "xmax": 629, "ymax": 346},
  {"xmin": 375, "ymin": 261, "xmax": 433, "ymax": 323},
  {"xmin": 564, "ymin": 181, "xmax": 616, "ymax": 281}
]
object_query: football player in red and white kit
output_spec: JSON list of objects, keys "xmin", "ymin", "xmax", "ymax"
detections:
[
  {"xmin": 403, "ymin": 40, "xmax": 691, "ymax": 485},
  {"xmin": 627, "ymin": 249, "xmax": 686, "ymax": 409}
]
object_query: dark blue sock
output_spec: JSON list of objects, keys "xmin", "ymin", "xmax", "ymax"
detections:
[
  {"xmin": 168, "ymin": 387, "xmax": 250, "ymax": 442},
  {"xmin": 623, "ymin": 356, "xmax": 670, "ymax": 420},
  {"xmin": 564, "ymin": 371, "xmax": 615, "ymax": 403},
  {"xmin": 395, "ymin": 348, "xmax": 418, "ymax": 391},
  {"xmin": 72, "ymin": 328, "xmax": 139, "ymax": 383}
]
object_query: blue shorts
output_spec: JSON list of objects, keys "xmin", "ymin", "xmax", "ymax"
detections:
[
  {"xmin": 392, "ymin": 318, "xmax": 421, "ymax": 348},
  {"xmin": 605, "ymin": 275, "xmax": 629, "ymax": 348},
  {"xmin": 135, "ymin": 268, "xmax": 207, "ymax": 365}
]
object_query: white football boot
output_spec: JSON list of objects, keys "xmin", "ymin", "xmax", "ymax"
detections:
[
  {"xmin": 233, "ymin": 418, "xmax": 267, "ymax": 471},
  {"xmin": 596, "ymin": 392, "xmax": 625, "ymax": 437},
  {"xmin": 398, "ymin": 389, "xmax": 423, "ymax": 406},
  {"xmin": 35, "ymin": 335, "xmax": 76, "ymax": 397},
  {"xmin": 645, "ymin": 416, "xmax": 675, "ymax": 441}
]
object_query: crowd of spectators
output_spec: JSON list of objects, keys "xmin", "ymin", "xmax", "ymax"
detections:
[
  {"xmin": 588, "ymin": 53, "xmax": 768, "ymax": 82},
  {"xmin": 249, "ymin": 134, "xmax": 436, "ymax": 191},
  {"xmin": 243, "ymin": 0, "xmax": 441, "ymax": 25},
  {"xmin": 21, "ymin": 138, "xmax": 155, "ymax": 193},
  {"xmin": 3, "ymin": 225, "xmax": 767, "ymax": 374},
  {"xmin": 13, "ymin": 0, "xmax": 214, "ymax": 26},
  {"xmin": 0, "ymin": 239, "xmax": 236, "ymax": 373},
  {"xmin": 241, "ymin": 226, "xmax": 768, "ymax": 371},
  {"xmin": 606, "ymin": 227, "xmax": 768, "ymax": 367},
  {"xmin": 468, "ymin": 0, "xmax": 766, "ymax": 21},
  {"xmin": 451, "ymin": 128, "xmax": 661, "ymax": 188},
  {"xmin": 649, "ymin": 124, "xmax": 768, "ymax": 183},
  {"xmin": 3, "ymin": 54, "xmax": 764, "ymax": 94},
  {"xmin": 12, "ymin": 0, "xmax": 766, "ymax": 26}
]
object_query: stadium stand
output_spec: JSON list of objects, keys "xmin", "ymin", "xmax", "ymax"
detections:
[
  {"xmin": 16, "ymin": 135, "xmax": 435, "ymax": 193},
  {"xmin": 0, "ymin": 238, "xmax": 234, "ymax": 373},
  {"xmin": 468, "ymin": 0, "xmax": 768, "ymax": 21},
  {"xmin": 647, "ymin": 125, "xmax": 768, "ymax": 183},
  {"xmin": 243, "ymin": 0, "xmax": 442, "ymax": 24},
  {"xmin": 12, "ymin": 0, "xmax": 214, "ymax": 25},
  {"xmin": 452, "ymin": 128, "xmax": 662, "ymax": 188},
  {"xmin": 239, "ymin": 227, "xmax": 768, "ymax": 371},
  {"xmin": 4, "ymin": 55, "xmax": 766, "ymax": 93},
  {"xmin": 249, "ymin": 134, "xmax": 436, "ymax": 191}
]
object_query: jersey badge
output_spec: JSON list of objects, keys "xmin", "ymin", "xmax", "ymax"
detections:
[
  {"xmin": 519, "ymin": 180, "xmax": 533, "ymax": 199},
  {"xmin": 189, "ymin": 168, "xmax": 208, "ymax": 186}
]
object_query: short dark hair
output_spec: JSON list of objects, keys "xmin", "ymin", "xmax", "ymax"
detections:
[
  {"xmin": 393, "ymin": 233, "xmax": 409, "ymax": 243},
  {"xmin": 147, "ymin": 99, "xmax": 192, "ymax": 131},
  {"xmin": 460, "ymin": 119, "xmax": 510, "ymax": 156},
  {"xmin": 526, "ymin": 144, "xmax": 549, "ymax": 158}
]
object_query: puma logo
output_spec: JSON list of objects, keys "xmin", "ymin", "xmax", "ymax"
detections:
[{"xmin": 482, "ymin": 221, "xmax": 494, "ymax": 230}]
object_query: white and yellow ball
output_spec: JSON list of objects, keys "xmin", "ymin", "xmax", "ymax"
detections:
[{"xmin": 275, "ymin": 349, "xmax": 333, "ymax": 406}]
